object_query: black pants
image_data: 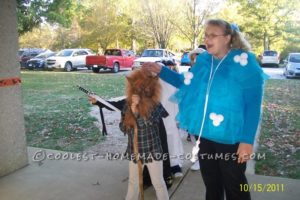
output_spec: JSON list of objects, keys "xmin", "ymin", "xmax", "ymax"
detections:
[{"xmin": 198, "ymin": 138, "xmax": 251, "ymax": 200}]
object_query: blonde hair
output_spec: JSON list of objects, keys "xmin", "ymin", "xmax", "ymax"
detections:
[{"xmin": 206, "ymin": 19, "xmax": 251, "ymax": 51}]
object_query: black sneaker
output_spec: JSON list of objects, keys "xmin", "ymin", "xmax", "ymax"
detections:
[
  {"xmin": 187, "ymin": 134, "xmax": 191, "ymax": 142},
  {"xmin": 165, "ymin": 176, "xmax": 173, "ymax": 189}
]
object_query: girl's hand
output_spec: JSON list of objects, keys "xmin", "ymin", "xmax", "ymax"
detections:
[
  {"xmin": 142, "ymin": 62, "xmax": 162, "ymax": 74},
  {"xmin": 131, "ymin": 94, "xmax": 140, "ymax": 106},
  {"xmin": 190, "ymin": 53, "xmax": 197, "ymax": 66},
  {"xmin": 88, "ymin": 96, "xmax": 97, "ymax": 104},
  {"xmin": 237, "ymin": 143, "xmax": 253, "ymax": 163},
  {"xmin": 131, "ymin": 95, "xmax": 140, "ymax": 113}
]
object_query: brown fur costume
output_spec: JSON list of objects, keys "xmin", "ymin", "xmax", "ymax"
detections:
[{"xmin": 123, "ymin": 68, "xmax": 161, "ymax": 130}]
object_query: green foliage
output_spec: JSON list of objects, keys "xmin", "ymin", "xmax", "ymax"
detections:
[
  {"xmin": 18, "ymin": 0, "xmax": 300, "ymax": 56},
  {"xmin": 279, "ymin": 21, "xmax": 300, "ymax": 60},
  {"xmin": 224, "ymin": 0, "xmax": 300, "ymax": 56},
  {"xmin": 17, "ymin": 0, "xmax": 77, "ymax": 35},
  {"xmin": 19, "ymin": 25, "xmax": 55, "ymax": 49},
  {"xmin": 79, "ymin": 0, "xmax": 128, "ymax": 51}
]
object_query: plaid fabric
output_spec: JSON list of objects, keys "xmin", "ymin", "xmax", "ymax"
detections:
[{"xmin": 119, "ymin": 103, "xmax": 168, "ymax": 163}]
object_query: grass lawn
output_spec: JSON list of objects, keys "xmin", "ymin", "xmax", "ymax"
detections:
[
  {"xmin": 21, "ymin": 71, "xmax": 126, "ymax": 152},
  {"xmin": 256, "ymin": 79, "xmax": 300, "ymax": 179}
]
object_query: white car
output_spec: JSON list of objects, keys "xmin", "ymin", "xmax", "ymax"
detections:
[
  {"xmin": 260, "ymin": 50, "xmax": 280, "ymax": 67},
  {"xmin": 46, "ymin": 49, "xmax": 95, "ymax": 71},
  {"xmin": 132, "ymin": 49, "xmax": 177, "ymax": 69},
  {"xmin": 283, "ymin": 53, "xmax": 300, "ymax": 78}
]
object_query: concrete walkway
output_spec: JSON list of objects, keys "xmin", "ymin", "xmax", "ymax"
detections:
[{"xmin": 1, "ymin": 145, "xmax": 300, "ymax": 200}]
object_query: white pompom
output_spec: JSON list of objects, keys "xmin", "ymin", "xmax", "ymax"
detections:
[
  {"xmin": 240, "ymin": 59, "xmax": 248, "ymax": 66},
  {"xmin": 184, "ymin": 79, "xmax": 191, "ymax": 85},
  {"xmin": 185, "ymin": 72, "xmax": 194, "ymax": 79},
  {"xmin": 241, "ymin": 52, "xmax": 248, "ymax": 59},
  {"xmin": 213, "ymin": 121, "xmax": 221, "ymax": 126},
  {"xmin": 217, "ymin": 114, "xmax": 224, "ymax": 122},
  {"xmin": 234, "ymin": 55, "xmax": 240, "ymax": 63},
  {"xmin": 209, "ymin": 112, "xmax": 217, "ymax": 120}
]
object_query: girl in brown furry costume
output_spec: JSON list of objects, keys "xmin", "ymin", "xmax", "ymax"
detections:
[{"xmin": 120, "ymin": 68, "xmax": 169, "ymax": 200}]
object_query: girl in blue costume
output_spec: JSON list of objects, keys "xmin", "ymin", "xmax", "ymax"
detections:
[{"xmin": 143, "ymin": 19, "xmax": 267, "ymax": 200}]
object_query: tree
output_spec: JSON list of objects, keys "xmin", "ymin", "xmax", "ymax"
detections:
[
  {"xmin": 140, "ymin": 0, "xmax": 177, "ymax": 49},
  {"xmin": 227, "ymin": 0, "xmax": 300, "ymax": 53},
  {"xmin": 19, "ymin": 25, "xmax": 56, "ymax": 49},
  {"xmin": 169, "ymin": 0, "xmax": 221, "ymax": 49},
  {"xmin": 17, "ymin": 0, "xmax": 77, "ymax": 35},
  {"xmin": 51, "ymin": 20, "xmax": 83, "ymax": 50},
  {"xmin": 79, "ymin": 0, "xmax": 129, "ymax": 52},
  {"xmin": 118, "ymin": 0, "xmax": 148, "ymax": 52},
  {"xmin": 278, "ymin": 18, "xmax": 300, "ymax": 59}
]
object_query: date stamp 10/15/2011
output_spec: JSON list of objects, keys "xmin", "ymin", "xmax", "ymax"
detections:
[{"xmin": 240, "ymin": 184, "xmax": 285, "ymax": 192}]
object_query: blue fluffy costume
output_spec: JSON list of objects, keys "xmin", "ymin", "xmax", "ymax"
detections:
[{"xmin": 160, "ymin": 49, "xmax": 268, "ymax": 145}]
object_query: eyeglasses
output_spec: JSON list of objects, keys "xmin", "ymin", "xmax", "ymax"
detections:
[{"xmin": 204, "ymin": 34, "xmax": 226, "ymax": 40}]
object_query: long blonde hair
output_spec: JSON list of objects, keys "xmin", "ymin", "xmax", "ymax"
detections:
[{"xmin": 206, "ymin": 19, "xmax": 251, "ymax": 51}]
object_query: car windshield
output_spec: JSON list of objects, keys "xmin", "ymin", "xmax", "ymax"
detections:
[
  {"xmin": 105, "ymin": 49, "xmax": 121, "ymax": 56},
  {"xmin": 142, "ymin": 50, "xmax": 163, "ymax": 57},
  {"xmin": 35, "ymin": 54, "xmax": 47, "ymax": 59},
  {"xmin": 86, "ymin": 49, "xmax": 94, "ymax": 54},
  {"xmin": 35, "ymin": 52, "xmax": 55, "ymax": 59},
  {"xmin": 263, "ymin": 51, "xmax": 277, "ymax": 56},
  {"xmin": 289, "ymin": 54, "xmax": 300, "ymax": 63},
  {"xmin": 56, "ymin": 50, "xmax": 73, "ymax": 57},
  {"xmin": 18, "ymin": 50, "xmax": 25, "ymax": 56}
]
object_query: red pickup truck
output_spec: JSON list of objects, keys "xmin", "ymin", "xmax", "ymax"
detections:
[{"xmin": 86, "ymin": 49, "xmax": 136, "ymax": 73}]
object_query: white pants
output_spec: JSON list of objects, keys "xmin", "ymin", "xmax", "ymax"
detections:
[{"xmin": 125, "ymin": 160, "xmax": 169, "ymax": 200}]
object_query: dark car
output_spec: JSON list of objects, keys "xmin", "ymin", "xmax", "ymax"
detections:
[
  {"xmin": 26, "ymin": 51, "xmax": 56, "ymax": 69},
  {"xmin": 18, "ymin": 48, "xmax": 45, "ymax": 68}
]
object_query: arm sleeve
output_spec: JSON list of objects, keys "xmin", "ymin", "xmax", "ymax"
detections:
[
  {"xmin": 237, "ymin": 52, "xmax": 267, "ymax": 144},
  {"xmin": 149, "ymin": 103, "xmax": 169, "ymax": 124},
  {"xmin": 159, "ymin": 66, "xmax": 184, "ymax": 88},
  {"xmin": 240, "ymin": 84, "xmax": 263, "ymax": 144}
]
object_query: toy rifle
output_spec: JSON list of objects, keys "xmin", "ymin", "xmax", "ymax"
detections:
[{"xmin": 77, "ymin": 85, "xmax": 124, "ymax": 135}]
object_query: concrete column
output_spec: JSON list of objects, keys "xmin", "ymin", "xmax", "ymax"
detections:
[{"xmin": 0, "ymin": 0, "xmax": 28, "ymax": 177}]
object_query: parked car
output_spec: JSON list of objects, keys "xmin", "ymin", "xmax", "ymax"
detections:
[
  {"xmin": 132, "ymin": 49, "xmax": 176, "ymax": 70},
  {"xmin": 86, "ymin": 49, "xmax": 135, "ymax": 73},
  {"xmin": 180, "ymin": 51, "xmax": 191, "ymax": 66},
  {"xmin": 26, "ymin": 51, "xmax": 56, "ymax": 70},
  {"xmin": 283, "ymin": 53, "xmax": 300, "ymax": 78},
  {"xmin": 260, "ymin": 50, "xmax": 280, "ymax": 67},
  {"xmin": 46, "ymin": 49, "xmax": 95, "ymax": 71},
  {"xmin": 18, "ymin": 48, "xmax": 45, "ymax": 68}
]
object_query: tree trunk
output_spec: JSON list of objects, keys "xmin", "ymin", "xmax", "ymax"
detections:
[
  {"xmin": 116, "ymin": 38, "xmax": 119, "ymax": 49},
  {"xmin": 263, "ymin": 31, "xmax": 269, "ymax": 51},
  {"xmin": 0, "ymin": 0, "xmax": 28, "ymax": 177},
  {"xmin": 192, "ymin": 0, "xmax": 197, "ymax": 49},
  {"xmin": 131, "ymin": 39, "xmax": 137, "ymax": 52},
  {"xmin": 192, "ymin": 38, "xmax": 198, "ymax": 49},
  {"xmin": 159, "ymin": 41, "xmax": 166, "ymax": 49}
]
